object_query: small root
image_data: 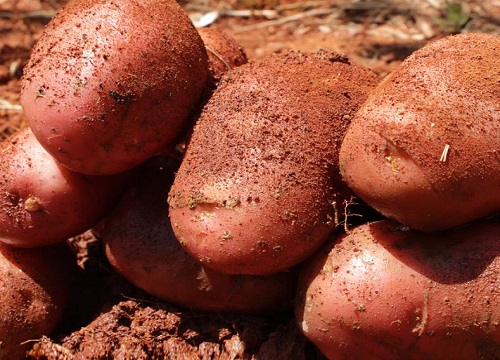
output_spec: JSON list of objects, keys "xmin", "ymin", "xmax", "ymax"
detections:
[
  {"xmin": 340, "ymin": 196, "xmax": 362, "ymax": 234},
  {"xmin": 439, "ymin": 143, "xmax": 450, "ymax": 162},
  {"xmin": 205, "ymin": 45, "xmax": 232, "ymax": 72}
]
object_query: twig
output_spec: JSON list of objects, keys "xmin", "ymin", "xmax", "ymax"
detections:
[
  {"xmin": 185, "ymin": 4, "xmax": 278, "ymax": 19},
  {"xmin": 276, "ymin": 1, "xmax": 334, "ymax": 11},
  {"xmin": 0, "ymin": 9, "xmax": 56, "ymax": 19},
  {"xmin": 278, "ymin": 0, "xmax": 397, "ymax": 11},
  {"xmin": 222, "ymin": 9, "xmax": 278, "ymax": 19},
  {"xmin": 233, "ymin": 8, "xmax": 339, "ymax": 33},
  {"xmin": 0, "ymin": 99, "xmax": 22, "ymax": 112}
]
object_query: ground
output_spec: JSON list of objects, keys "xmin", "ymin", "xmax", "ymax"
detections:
[{"xmin": 0, "ymin": 0, "xmax": 499, "ymax": 359}]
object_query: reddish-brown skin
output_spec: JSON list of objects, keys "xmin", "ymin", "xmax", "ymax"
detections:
[
  {"xmin": 21, "ymin": 0, "xmax": 209, "ymax": 175},
  {"xmin": 198, "ymin": 27, "xmax": 248, "ymax": 85},
  {"xmin": 339, "ymin": 33, "xmax": 500, "ymax": 232},
  {"xmin": 0, "ymin": 242, "xmax": 76, "ymax": 360},
  {"xmin": 0, "ymin": 128, "xmax": 133, "ymax": 247},
  {"xmin": 296, "ymin": 219, "xmax": 500, "ymax": 360},
  {"xmin": 104, "ymin": 157, "xmax": 297, "ymax": 314},
  {"xmin": 168, "ymin": 51, "xmax": 379, "ymax": 275}
]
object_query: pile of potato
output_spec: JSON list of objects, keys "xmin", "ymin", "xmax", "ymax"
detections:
[{"xmin": 0, "ymin": 0, "xmax": 498, "ymax": 359}]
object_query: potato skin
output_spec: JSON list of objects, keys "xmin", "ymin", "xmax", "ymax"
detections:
[
  {"xmin": 339, "ymin": 33, "xmax": 500, "ymax": 232},
  {"xmin": 296, "ymin": 219, "xmax": 500, "ymax": 360},
  {"xmin": 168, "ymin": 51, "xmax": 379, "ymax": 275},
  {"xmin": 0, "ymin": 242, "xmax": 75, "ymax": 360},
  {"xmin": 0, "ymin": 128, "xmax": 131, "ymax": 247},
  {"xmin": 104, "ymin": 158, "xmax": 297, "ymax": 314},
  {"xmin": 198, "ymin": 27, "xmax": 248, "ymax": 85},
  {"xmin": 21, "ymin": 0, "xmax": 209, "ymax": 175}
]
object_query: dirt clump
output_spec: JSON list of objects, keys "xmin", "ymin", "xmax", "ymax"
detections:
[{"xmin": 29, "ymin": 300, "xmax": 324, "ymax": 360}]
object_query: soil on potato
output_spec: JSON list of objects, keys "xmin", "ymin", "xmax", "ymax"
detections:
[{"xmin": 1, "ymin": 0, "xmax": 499, "ymax": 359}]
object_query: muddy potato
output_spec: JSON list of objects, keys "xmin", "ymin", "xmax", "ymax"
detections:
[
  {"xmin": 21, "ymin": 0, "xmax": 209, "ymax": 175},
  {"xmin": 0, "ymin": 128, "xmax": 132, "ymax": 247},
  {"xmin": 155, "ymin": 27, "xmax": 248, "ymax": 158},
  {"xmin": 198, "ymin": 27, "xmax": 248, "ymax": 84},
  {"xmin": 296, "ymin": 219, "xmax": 499, "ymax": 360},
  {"xmin": 104, "ymin": 158, "xmax": 297, "ymax": 314},
  {"xmin": 168, "ymin": 51, "xmax": 379, "ymax": 275},
  {"xmin": 0, "ymin": 242, "xmax": 75, "ymax": 360},
  {"xmin": 339, "ymin": 33, "xmax": 500, "ymax": 232}
]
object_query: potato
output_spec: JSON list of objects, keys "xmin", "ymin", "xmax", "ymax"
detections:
[
  {"xmin": 0, "ymin": 242, "xmax": 75, "ymax": 360},
  {"xmin": 0, "ymin": 128, "xmax": 132, "ymax": 247},
  {"xmin": 198, "ymin": 27, "xmax": 248, "ymax": 85},
  {"xmin": 296, "ymin": 219, "xmax": 500, "ymax": 360},
  {"xmin": 153, "ymin": 28, "xmax": 248, "ymax": 159},
  {"xmin": 168, "ymin": 51, "xmax": 379, "ymax": 275},
  {"xmin": 339, "ymin": 33, "xmax": 500, "ymax": 232},
  {"xmin": 104, "ymin": 157, "xmax": 297, "ymax": 314},
  {"xmin": 21, "ymin": 0, "xmax": 209, "ymax": 175}
]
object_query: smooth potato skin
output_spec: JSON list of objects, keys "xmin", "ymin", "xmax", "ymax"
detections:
[
  {"xmin": 339, "ymin": 33, "xmax": 500, "ymax": 232},
  {"xmin": 0, "ymin": 242, "xmax": 75, "ymax": 360},
  {"xmin": 296, "ymin": 219, "xmax": 500, "ymax": 360},
  {"xmin": 104, "ymin": 158, "xmax": 297, "ymax": 314},
  {"xmin": 0, "ymin": 128, "xmax": 131, "ymax": 247},
  {"xmin": 169, "ymin": 51, "xmax": 379, "ymax": 275},
  {"xmin": 21, "ymin": 0, "xmax": 209, "ymax": 175}
]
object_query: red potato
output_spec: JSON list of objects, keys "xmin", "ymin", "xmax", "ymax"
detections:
[
  {"xmin": 0, "ymin": 128, "xmax": 132, "ymax": 247},
  {"xmin": 168, "ymin": 51, "xmax": 379, "ymax": 275},
  {"xmin": 0, "ymin": 242, "xmax": 76, "ymax": 360},
  {"xmin": 103, "ymin": 158, "xmax": 297, "ymax": 314},
  {"xmin": 198, "ymin": 27, "xmax": 248, "ymax": 85},
  {"xmin": 339, "ymin": 33, "xmax": 500, "ymax": 232},
  {"xmin": 155, "ymin": 28, "xmax": 249, "ymax": 159},
  {"xmin": 296, "ymin": 219, "xmax": 500, "ymax": 360},
  {"xmin": 21, "ymin": 0, "xmax": 209, "ymax": 175}
]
